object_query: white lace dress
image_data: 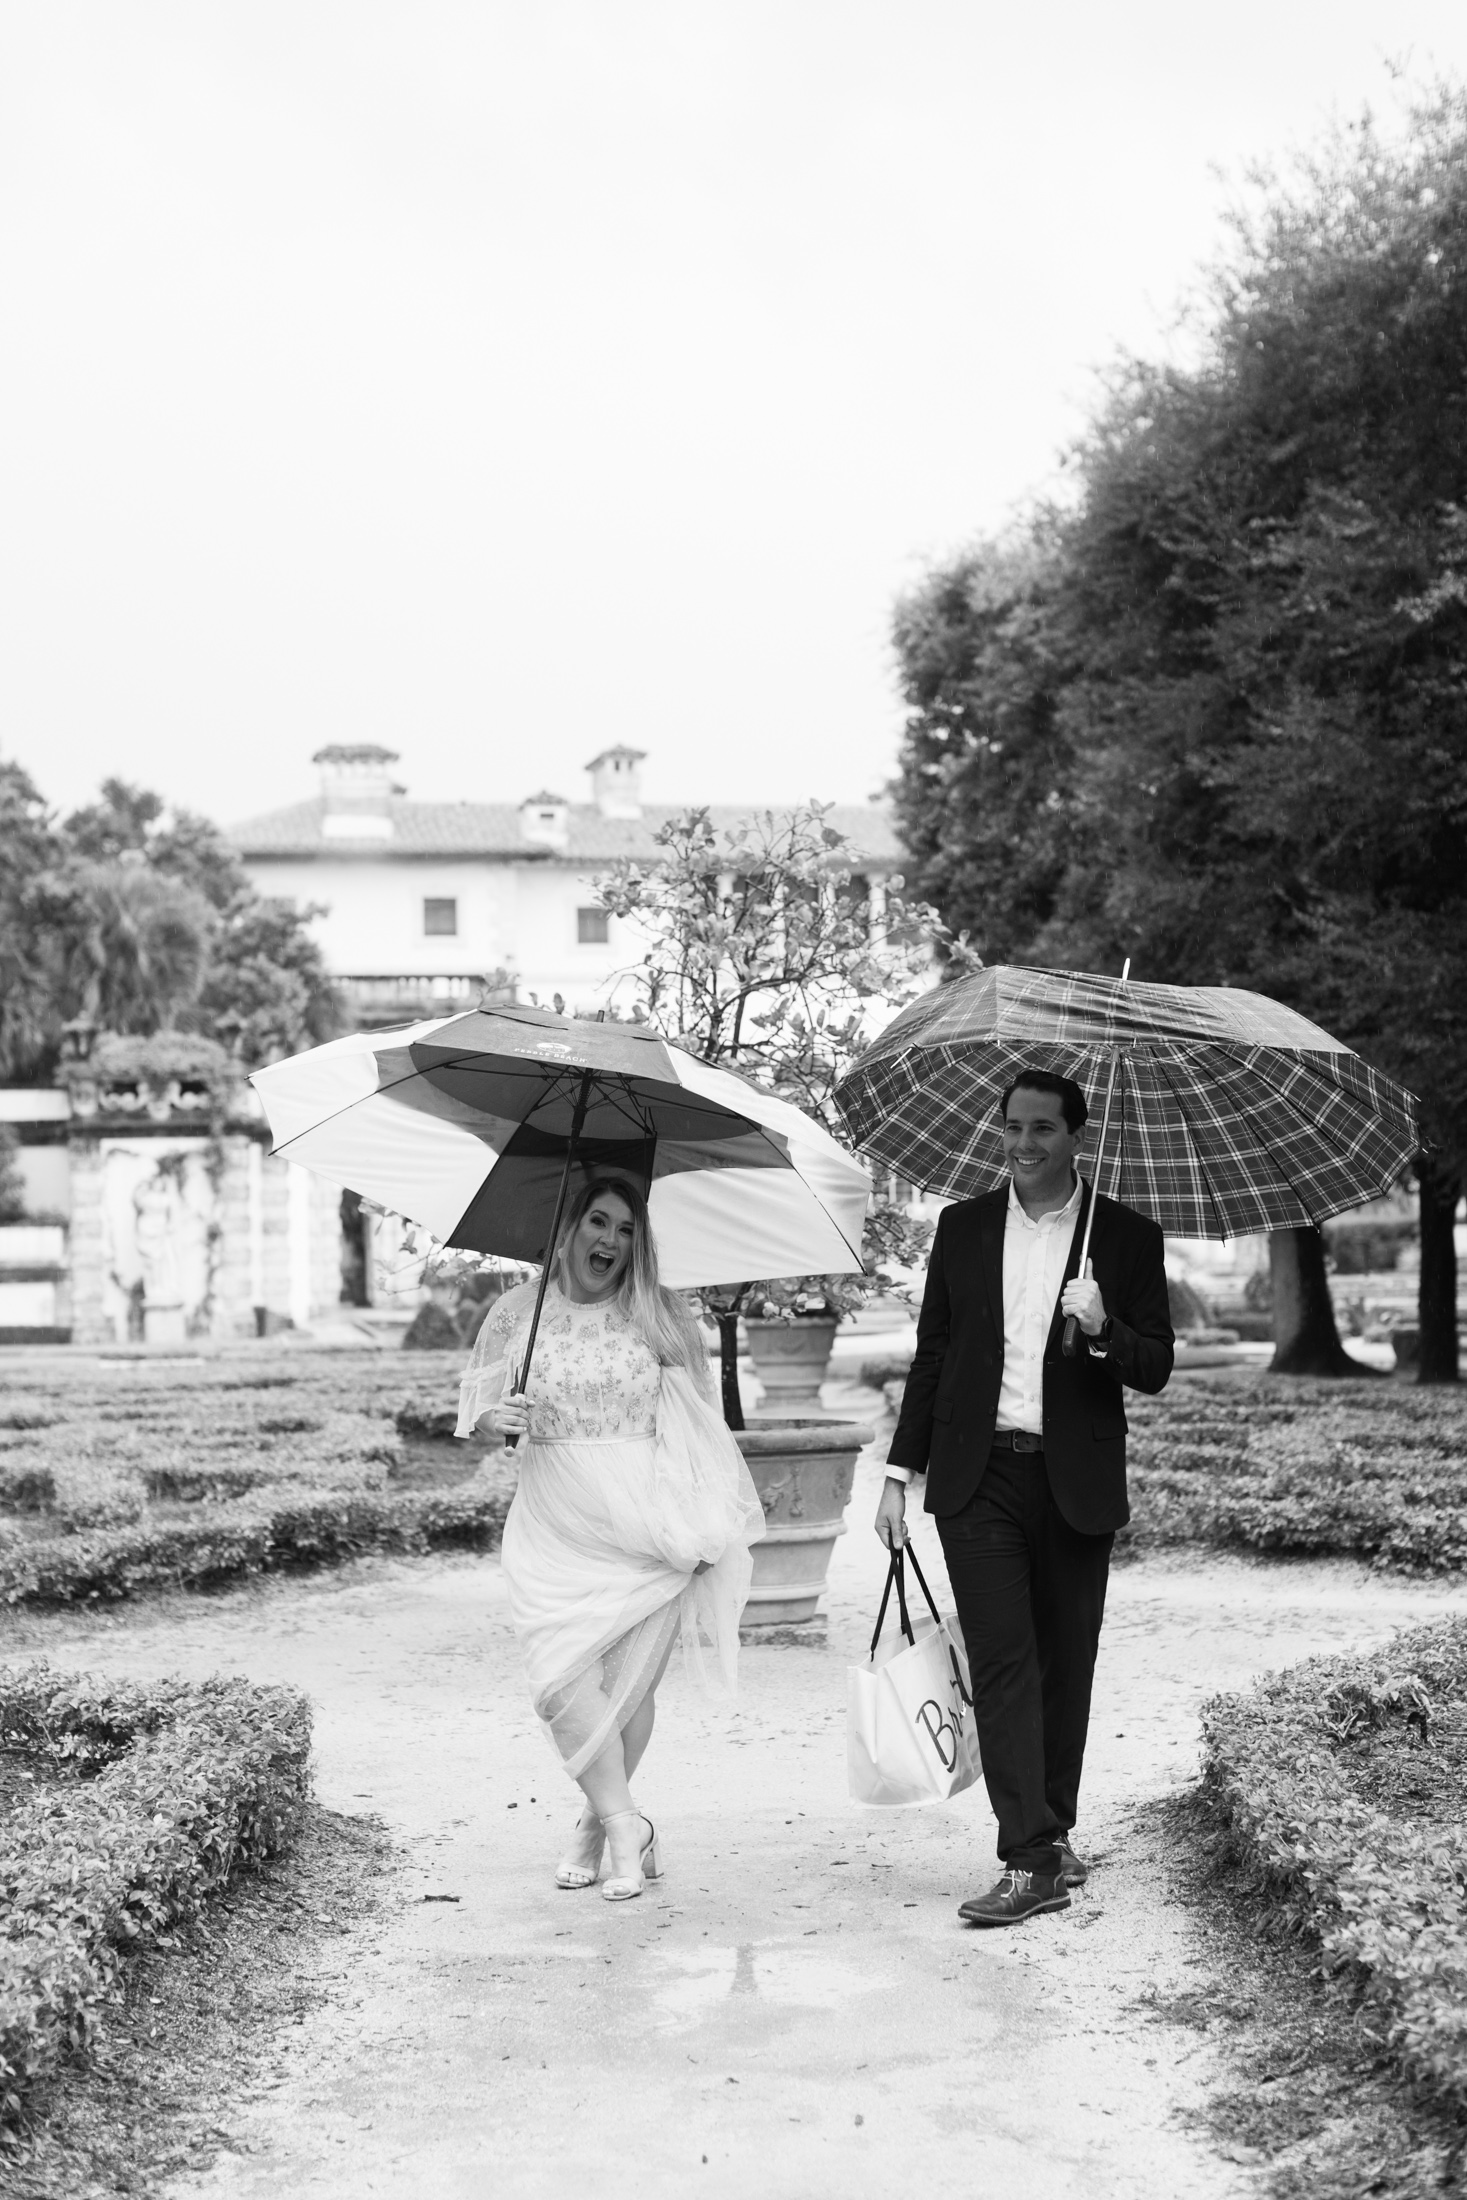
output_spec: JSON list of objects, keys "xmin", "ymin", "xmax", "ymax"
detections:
[{"xmin": 456, "ymin": 1282, "xmax": 764, "ymax": 1779}]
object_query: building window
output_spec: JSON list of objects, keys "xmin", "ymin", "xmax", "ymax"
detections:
[
  {"xmin": 577, "ymin": 907, "xmax": 610, "ymax": 945},
  {"xmin": 423, "ymin": 898, "xmax": 457, "ymax": 937}
]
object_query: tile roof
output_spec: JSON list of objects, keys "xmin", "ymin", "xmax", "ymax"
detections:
[{"xmin": 230, "ymin": 798, "xmax": 905, "ymax": 865}]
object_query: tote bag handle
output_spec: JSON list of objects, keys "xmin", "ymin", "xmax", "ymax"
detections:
[
  {"xmin": 868, "ymin": 1547, "xmax": 916, "ymax": 1661},
  {"xmin": 896, "ymin": 1541, "xmax": 974, "ymax": 1711}
]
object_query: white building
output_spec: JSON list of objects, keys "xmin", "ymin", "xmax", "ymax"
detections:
[{"xmin": 231, "ymin": 744, "xmax": 904, "ymax": 1027}]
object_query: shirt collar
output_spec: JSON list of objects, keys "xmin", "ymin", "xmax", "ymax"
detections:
[{"xmin": 1006, "ymin": 1171, "xmax": 1084, "ymax": 1229}]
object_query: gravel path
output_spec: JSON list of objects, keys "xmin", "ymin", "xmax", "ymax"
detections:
[{"xmin": 10, "ymin": 1431, "xmax": 1466, "ymax": 2200}]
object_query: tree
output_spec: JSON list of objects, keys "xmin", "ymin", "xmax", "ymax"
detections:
[
  {"xmin": 0, "ymin": 762, "xmax": 65, "ymax": 1083},
  {"xmin": 890, "ymin": 528, "xmax": 1077, "ymax": 967},
  {"xmin": 599, "ymin": 804, "xmax": 970, "ymax": 1423},
  {"xmin": 32, "ymin": 860, "xmax": 216, "ymax": 1035},
  {"xmin": 892, "ymin": 84, "xmax": 1467, "ymax": 1380},
  {"xmin": 0, "ymin": 773, "xmax": 340, "ymax": 1080}
]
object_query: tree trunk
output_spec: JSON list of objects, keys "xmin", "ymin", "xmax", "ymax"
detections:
[
  {"xmin": 714, "ymin": 1309, "xmax": 745, "ymax": 1430},
  {"xmin": 1417, "ymin": 1159, "xmax": 1461, "ymax": 1385},
  {"xmin": 1268, "ymin": 1227, "xmax": 1358, "ymax": 1376}
]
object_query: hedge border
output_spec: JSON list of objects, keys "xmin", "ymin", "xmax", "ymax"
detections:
[
  {"xmin": 1199, "ymin": 1617, "xmax": 1467, "ymax": 2113},
  {"xmin": 0, "ymin": 1662, "xmax": 312, "ymax": 2121},
  {"xmin": 0, "ymin": 1481, "xmax": 512, "ymax": 1607}
]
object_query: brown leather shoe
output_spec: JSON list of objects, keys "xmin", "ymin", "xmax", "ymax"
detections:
[
  {"xmin": 1054, "ymin": 1835, "xmax": 1089, "ymax": 1887},
  {"xmin": 958, "ymin": 1869, "xmax": 1071, "ymax": 1928}
]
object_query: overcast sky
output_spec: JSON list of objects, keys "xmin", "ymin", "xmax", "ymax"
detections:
[{"xmin": 2, "ymin": 3, "xmax": 1464, "ymax": 831}]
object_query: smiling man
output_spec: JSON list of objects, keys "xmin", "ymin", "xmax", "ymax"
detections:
[{"xmin": 875, "ymin": 1070, "xmax": 1174, "ymax": 1928}]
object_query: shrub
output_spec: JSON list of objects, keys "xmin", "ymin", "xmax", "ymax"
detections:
[
  {"xmin": 1199, "ymin": 1618, "xmax": 1467, "ymax": 2116},
  {"xmin": 1123, "ymin": 1376, "xmax": 1467, "ymax": 1573},
  {"xmin": 0, "ymin": 1353, "xmax": 499, "ymax": 1606},
  {"xmin": 0, "ymin": 1661, "xmax": 311, "ymax": 2121},
  {"xmin": 0, "ymin": 1477, "xmax": 513, "ymax": 1606},
  {"xmin": 1324, "ymin": 1216, "xmax": 1419, "ymax": 1274}
]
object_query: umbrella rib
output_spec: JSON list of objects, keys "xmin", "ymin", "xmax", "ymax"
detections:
[
  {"xmin": 267, "ymin": 1049, "xmax": 787, "ymax": 1166},
  {"xmin": 1227, "ymin": 1048, "xmax": 1414, "ymax": 1224},
  {"xmin": 1142, "ymin": 1050, "xmax": 1240, "ymax": 1238},
  {"xmin": 419, "ymin": 1049, "xmax": 768, "ymax": 1134},
  {"xmin": 261, "ymin": 1054, "xmax": 519, "ymax": 1156}
]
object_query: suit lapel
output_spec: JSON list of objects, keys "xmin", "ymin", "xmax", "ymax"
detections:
[{"xmin": 978, "ymin": 1189, "xmax": 1006, "ymax": 1341}]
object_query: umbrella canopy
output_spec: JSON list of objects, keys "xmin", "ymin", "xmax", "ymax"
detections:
[
  {"xmin": 833, "ymin": 964, "xmax": 1419, "ymax": 1238},
  {"xmin": 251, "ymin": 1004, "xmax": 870, "ymax": 1289}
]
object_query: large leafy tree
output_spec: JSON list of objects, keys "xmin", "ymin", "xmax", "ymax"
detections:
[
  {"xmin": 893, "ymin": 87, "xmax": 1467, "ymax": 1379},
  {"xmin": 0, "ymin": 773, "xmax": 340, "ymax": 1080}
]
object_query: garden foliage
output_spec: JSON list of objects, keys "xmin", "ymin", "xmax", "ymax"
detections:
[
  {"xmin": 1122, "ymin": 1375, "xmax": 1467, "ymax": 1571},
  {"xmin": 0, "ymin": 1661, "xmax": 312, "ymax": 2120},
  {"xmin": 1201, "ymin": 1617, "xmax": 1467, "ymax": 2114},
  {"xmin": 0, "ymin": 1353, "xmax": 510, "ymax": 1606},
  {"xmin": 890, "ymin": 84, "xmax": 1467, "ymax": 1375}
]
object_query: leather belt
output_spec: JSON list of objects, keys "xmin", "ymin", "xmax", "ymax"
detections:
[{"xmin": 990, "ymin": 1428, "xmax": 1044, "ymax": 1453}]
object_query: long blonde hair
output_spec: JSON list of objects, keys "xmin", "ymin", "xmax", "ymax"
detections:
[{"xmin": 551, "ymin": 1175, "xmax": 710, "ymax": 1395}]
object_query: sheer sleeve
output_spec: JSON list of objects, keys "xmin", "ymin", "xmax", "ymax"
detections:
[{"xmin": 454, "ymin": 1289, "xmax": 527, "ymax": 1438}]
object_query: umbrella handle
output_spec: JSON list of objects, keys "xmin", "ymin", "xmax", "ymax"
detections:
[
  {"xmin": 1063, "ymin": 1037, "xmax": 1122, "ymax": 1360},
  {"xmin": 504, "ymin": 1069, "xmax": 593, "ymax": 1451},
  {"xmin": 1060, "ymin": 1260, "xmax": 1092, "ymax": 1361}
]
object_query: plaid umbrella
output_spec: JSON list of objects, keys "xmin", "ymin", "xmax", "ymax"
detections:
[{"xmin": 833, "ymin": 964, "xmax": 1419, "ymax": 1240}]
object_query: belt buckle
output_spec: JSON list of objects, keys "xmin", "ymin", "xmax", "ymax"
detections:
[{"xmin": 1014, "ymin": 1429, "xmax": 1042, "ymax": 1453}]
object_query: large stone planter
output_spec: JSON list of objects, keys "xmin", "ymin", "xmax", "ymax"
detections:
[
  {"xmin": 735, "ymin": 1418, "xmax": 874, "ymax": 1630},
  {"xmin": 744, "ymin": 1315, "xmax": 838, "ymax": 1413}
]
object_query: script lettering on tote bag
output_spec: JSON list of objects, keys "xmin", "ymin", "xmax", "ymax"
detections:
[
  {"xmin": 848, "ymin": 1545, "xmax": 980, "ymax": 1809},
  {"xmin": 915, "ymin": 1698, "xmax": 958, "ymax": 1771}
]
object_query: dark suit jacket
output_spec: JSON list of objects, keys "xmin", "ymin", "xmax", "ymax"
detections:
[{"xmin": 887, "ymin": 1181, "xmax": 1174, "ymax": 1535}]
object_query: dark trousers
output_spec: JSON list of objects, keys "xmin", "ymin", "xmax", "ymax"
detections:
[{"xmin": 936, "ymin": 1447, "xmax": 1113, "ymax": 1874}]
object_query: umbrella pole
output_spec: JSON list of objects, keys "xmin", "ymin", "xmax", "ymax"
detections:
[
  {"xmin": 506, "ymin": 1069, "xmax": 593, "ymax": 1451},
  {"xmin": 1062, "ymin": 1046, "xmax": 1121, "ymax": 1359}
]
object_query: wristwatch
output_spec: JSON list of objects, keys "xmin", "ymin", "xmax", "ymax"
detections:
[{"xmin": 1086, "ymin": 1317, "xmax": 1114, "ymax": 1358}]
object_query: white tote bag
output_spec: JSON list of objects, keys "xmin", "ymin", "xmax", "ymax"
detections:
[{"xmin": 847, "ymin": 1544, "xmax": 981, "ymax": 1808}]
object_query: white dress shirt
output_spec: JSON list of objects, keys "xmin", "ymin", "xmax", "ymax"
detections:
[{"xmin": 888, "ymin": 1174, "xmax": 1083, "ymax": 1484}]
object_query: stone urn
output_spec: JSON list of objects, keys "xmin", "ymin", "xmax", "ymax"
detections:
[
  {"xmin": 735, "ymin": 1418, "xmax": 874, "ymax": 1631},
  {"xmin": 744, "ymin": 1314, "xmax": 839, "ymax": 1414}
]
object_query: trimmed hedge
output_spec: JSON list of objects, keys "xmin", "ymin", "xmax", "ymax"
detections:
[
  {"xmin": 1124, "ymin": 1377, "xmax": 1467, "ymax": 1573},
  {"xmin": 1200, "ymin": 1618, "xmax": 1467, "ymax": 2114},
  {"xmin": 0, "ymin": 1661, "xmax": 312, "ymax": 2121},
  {"xmin": 0, "ymin": 1482, "xmax": 513, "ymax": 1606},
  {"xmin": 0, "ymin": 1352, "xmax": 507, "ymax": 1605}
]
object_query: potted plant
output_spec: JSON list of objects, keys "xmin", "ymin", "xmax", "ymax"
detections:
[{"xmin": 597, "ymin": 803, "xmax": 969, "ymax": 1629}]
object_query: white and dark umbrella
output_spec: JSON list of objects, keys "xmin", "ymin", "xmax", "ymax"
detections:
[{"xmin": 252, "ymin": 1004, "xmax": 869, "ymax": 1391}]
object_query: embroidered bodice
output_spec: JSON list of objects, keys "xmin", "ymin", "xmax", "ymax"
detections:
[{"xmin": 455, "ymin": 1281, "xmax": 663, "ymax": 1442}]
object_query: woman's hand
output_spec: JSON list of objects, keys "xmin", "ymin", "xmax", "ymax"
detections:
[{"xmin": 479, "ymin": 1390, "xmax": 530, "ymax": 1443}]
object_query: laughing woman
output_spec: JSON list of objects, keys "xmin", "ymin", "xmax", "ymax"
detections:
[{"xmin": 455, "ymin": 1177, "xmax": 763, "ymax": 1902}]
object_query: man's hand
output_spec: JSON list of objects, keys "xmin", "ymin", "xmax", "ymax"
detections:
[
  {"xmin": 874, "ymin": 1477, "xmax": 908, "ymax": 1550},
  {"xmin": 1060, "ymin": 1263, "xmax": 1107, "ymax": 1338}
]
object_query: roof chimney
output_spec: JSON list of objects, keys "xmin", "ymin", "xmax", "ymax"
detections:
[
  {"xmin": 314, "ymin": 744, "xmax": 399, "ymax": 841},
  {"xmin": 520, "ymin": 790, "xmax": 569, "ymax": 849},
  {"xmin": 586, "ymin": 745, "xmax": 646, "ymax": 819}
]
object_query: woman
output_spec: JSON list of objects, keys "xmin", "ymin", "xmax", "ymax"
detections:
[{"xmin": 456, "ymin": 1176, "xmax": 763, "ymax": 1902}]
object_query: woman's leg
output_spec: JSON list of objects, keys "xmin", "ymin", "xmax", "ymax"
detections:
[
  {"xmin": 575, "ymin": 1725, "xmax": 634, "ymax": 1825},
  {"xmin": 620, "ymin": 1626, "xmax": 677, "ymax": 1781}
]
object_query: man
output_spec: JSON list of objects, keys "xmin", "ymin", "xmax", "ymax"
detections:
[{"xmin": 876, "ymin": 1070, "xmax": 1173, "ymax": 1928}]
